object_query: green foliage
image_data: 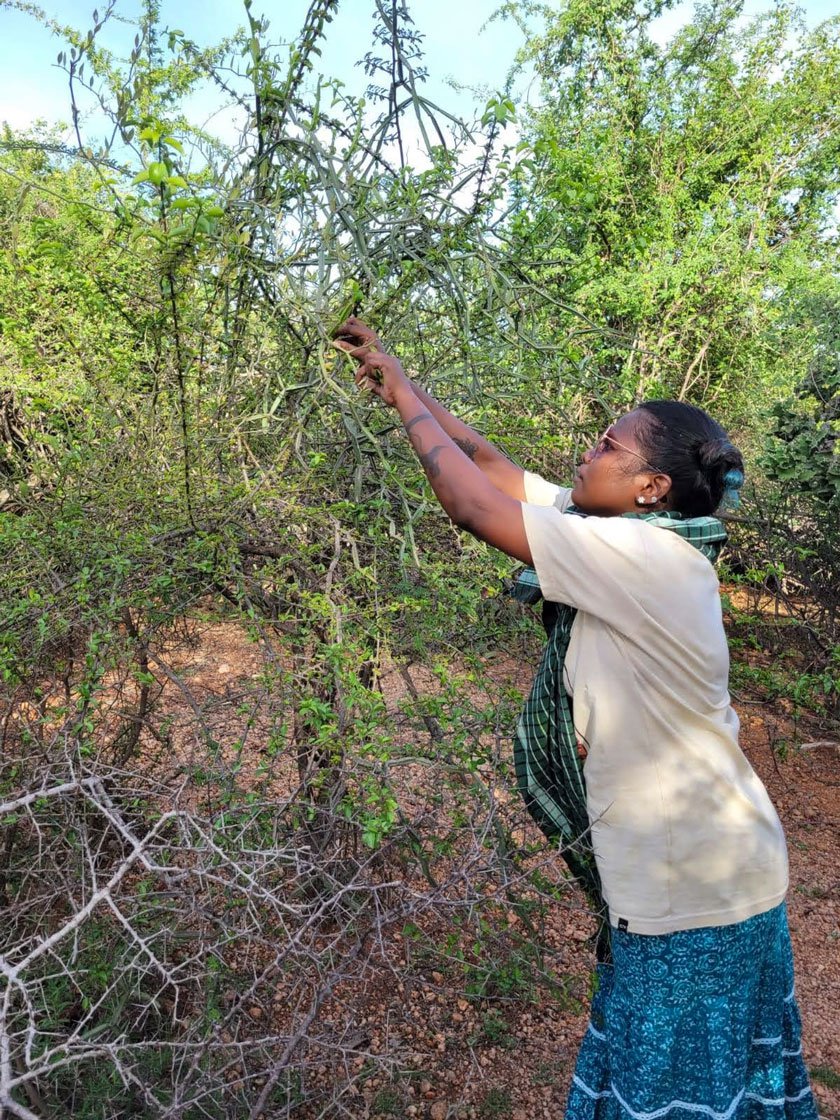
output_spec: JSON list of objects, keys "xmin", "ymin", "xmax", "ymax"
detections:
[
  {"xmin": 470, "ymin": 1009, "xmax": 516, "ymax": 1048},
  {"xmin": 370, "ymin": 1083, "xmax": 410, "ymax": 1117},
  {"xmin": 809, "ymin": 1065, "xmax": 840, "ymax": 1090},
  {"xmin": 762, "ymin": 287, "xmax": 840, "ymax": 506},
  {"xmin": 0, "ymin": 6, "xmax": 551, "ymax": 1111},
  {"xmin": 510, "ymin": 0, "xmax": 840, "ymax": 424},
  {"xmin": 1, "ymin": 0, "xmax": 838, "ymax": 1112},
  {"xmin": 479, "ymin": 1086, "xmax": 514, "ymax": 1117},
  {"xmin": 722, "ymin": 563, "xmax": 839, "ymax": 726}
]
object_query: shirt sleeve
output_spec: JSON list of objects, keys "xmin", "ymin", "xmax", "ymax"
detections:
[
  {"xmin": 523, "ymin": 470, "xmax": 574, "ymax": 511},
  {"xmin": 522, "ymin": 503, "xmax": 659, "ymax": 626}
]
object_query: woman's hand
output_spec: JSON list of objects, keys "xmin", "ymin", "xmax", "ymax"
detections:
[
  {"xmin": 353, "ymin": 350, "xmax": 413, "ymax": 408},
  {"xmin": 332, "ymin": 315, "xmax": 384, "ymax": 358},
  {"xmin": 331, "ymin": 316, "xmax": 411, "ymax": 408}
]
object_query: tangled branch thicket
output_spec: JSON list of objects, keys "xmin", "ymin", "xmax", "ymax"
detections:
[
  {"xmin": 0, "ymin": 5, "xmax": 586, "ymax": 1115},
  {"xmin": 1, "ymin": 0, "xmax": 838, "ymax": 1115},
  {"xmin": 1, "ymin": 677, "xmax": 579, "ymax": 1118}
]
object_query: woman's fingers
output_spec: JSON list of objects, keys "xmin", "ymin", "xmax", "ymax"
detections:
[
  {"xmin": 356, "ymin": 355, "xmax": 384, "ymax": 386},
  {"xmin": 331, "ymin": 338, "xmax": 376, "ymax": 361},
  {"xmin": 332, "ymin": 316, "xmax": 382, "ymax": 355},
  {"xmin": 345, "ymin": 349, "xmax": 406, "ymax": 406},
  {"xmin": 332, "ymin": 341, "xmax": 359, "ymax": 364}
]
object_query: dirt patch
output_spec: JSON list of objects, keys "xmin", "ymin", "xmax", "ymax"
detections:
[
  {"xmin": 744, "ymin": 722, "xmax": 840, "ymax": 1119},
  {"xmin": 126, "ymin": 618, "xmax": 839, "ymax": 1118}
]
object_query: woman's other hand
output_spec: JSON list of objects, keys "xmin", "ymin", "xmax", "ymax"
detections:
[
  {"xmin": 331, "ymin": 317, "xmax": 411, "ymax": 407},
  {"xmin": 353, "ymin": 351, "xmax": 413, "ymax": 408},
  {"xmin": 331, "ymin": 316, "xmax": 384, "ymax": 358}
]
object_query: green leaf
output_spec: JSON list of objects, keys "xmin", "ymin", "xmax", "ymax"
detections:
[{"xmin": 147, "ymin": 162, "xmax": 168, "ymax": 186}]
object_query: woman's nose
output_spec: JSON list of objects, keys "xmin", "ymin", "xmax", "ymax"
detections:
[{"xmin": 581, "ymin": 446, "xmax": 595, "ymax": 465}]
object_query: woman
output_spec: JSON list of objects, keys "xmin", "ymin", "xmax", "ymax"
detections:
[{"xmin": 333, "ymin": 317, "xmax": 817, "ymax": 1120}]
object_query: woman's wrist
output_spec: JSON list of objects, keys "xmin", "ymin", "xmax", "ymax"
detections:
[{"xmin": 393, "ymin": 379, "xmax": 420, "ymax": 413}]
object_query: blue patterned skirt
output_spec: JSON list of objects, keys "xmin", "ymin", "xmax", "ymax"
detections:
[{"xmin": 567, "ymin": 904, "xmax": 817, "ymax": 1120}]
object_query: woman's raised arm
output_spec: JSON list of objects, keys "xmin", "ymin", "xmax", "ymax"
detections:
[{"xmin": 333, "ymin": 317, "xmax": 527, "ymax": 501}]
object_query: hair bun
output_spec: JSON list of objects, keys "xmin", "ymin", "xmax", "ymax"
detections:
[
  {"xmin": 637, "ymin": 399, "xmax": 745, "ymax": 516},
  {"xmin": 695, "ymin": 437, "xmax": 732, "ymax": 471},
  {"xmin": 695, "ymin": 438, "xmax": 745, "ymax": 508}
]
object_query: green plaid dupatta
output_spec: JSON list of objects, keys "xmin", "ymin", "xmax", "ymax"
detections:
[{"xmin": 511, "ymin": 508, "xmax": 728, "ymax": 927}]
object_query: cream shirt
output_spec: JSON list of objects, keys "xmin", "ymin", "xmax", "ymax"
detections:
[{"xmin": 522, "ymin": 470, "xmax": 788, "ymax": 935}]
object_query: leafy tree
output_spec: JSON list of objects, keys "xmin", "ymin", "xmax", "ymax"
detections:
[
  {"xmin": 508, "ymin": 0, "xmax": 840, "ymax": 427},
  {"xmin": 763, "ymin": 285, "xmax": 840, "ymax": 506},
  {"xmin": 0, "ymin": 6, "xmax": 546, "ymax": 1113}
]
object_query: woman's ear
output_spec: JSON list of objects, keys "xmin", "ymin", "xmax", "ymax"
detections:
[
  {"xmin": 654, "ymin": 473, "xmax": 673, "ymax": 504},
  {"xmin": 637, "ymin": 472, "xmax": 672, "ymax": 506}
]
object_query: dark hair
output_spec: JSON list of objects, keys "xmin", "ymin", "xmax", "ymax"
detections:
[{"xmin": 635, "ymin": 400, "xmax": 744, "ymax": 517}]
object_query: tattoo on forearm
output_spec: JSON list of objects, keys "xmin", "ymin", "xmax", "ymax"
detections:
[
  {"xmin": 418, "ymin": 445, "xmax": 446, "ymax": 480},
  {"xmin": 404, "ymin": 412, "xmax": 433, "ymax": 434},
  {"xmin": 453, "ymin": 436, "xmax": 479, "ymax": 461},
  {"xmin": 404, "ymin": 412, "xmax": 457, "ymax": 482}
]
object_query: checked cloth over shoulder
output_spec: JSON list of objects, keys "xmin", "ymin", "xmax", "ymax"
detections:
[{"xmin": 509, "ymin": 507, "xmax": 728, "ymax": 937}]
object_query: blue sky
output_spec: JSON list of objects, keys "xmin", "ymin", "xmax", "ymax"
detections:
[
  {"xmin": 0, "ymin": 0, "xmax": 524, "ymax": 137},
  {"xmin": 1, "ymin": 0, "xmax": 837, "ymax": 143}
]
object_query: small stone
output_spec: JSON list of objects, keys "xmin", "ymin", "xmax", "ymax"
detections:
[
  {"xmin": 430, "ymin": 1103, "xmax": 448, "ymax": 1120},
  {"xmin": 248, "ymin": 1006, "xmax": 263, "ymax": 1020}
]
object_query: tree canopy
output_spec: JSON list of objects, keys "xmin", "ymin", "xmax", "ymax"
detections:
[{"xmin": 0, "ymin": 0, "xmax": 838, "ymax": 1114}]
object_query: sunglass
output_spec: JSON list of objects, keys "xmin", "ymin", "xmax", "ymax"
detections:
[{"xmin": 593, "ymin": 428, "xmax": 662, "ymax": 474}]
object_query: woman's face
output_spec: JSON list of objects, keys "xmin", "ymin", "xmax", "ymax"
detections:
[{"xmin": 570, "ymin": 410, "xmax": 672, "ymax": 516}]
